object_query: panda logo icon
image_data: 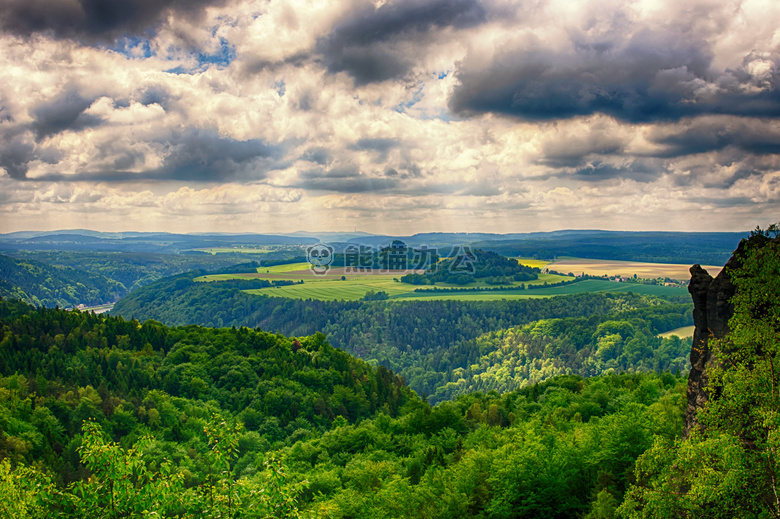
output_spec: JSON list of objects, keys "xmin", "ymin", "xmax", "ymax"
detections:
[{"xmin": 307, "ymin": 243, "xmax": 334, "ymax": 275}]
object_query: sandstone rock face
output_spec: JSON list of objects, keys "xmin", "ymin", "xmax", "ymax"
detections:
[{"xmin": 683, "ymin": 245, "xmax": 744, "ymax": 437}]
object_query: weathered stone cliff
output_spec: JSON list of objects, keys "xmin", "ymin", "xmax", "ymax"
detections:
[{"xmin": 683, "ymin": 242, "xmax": 746, "ymax": 437}]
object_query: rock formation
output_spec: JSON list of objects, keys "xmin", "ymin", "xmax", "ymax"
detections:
[{"xmin": 683, "ymin": 242, "xmax": 746, "ymax": 437}]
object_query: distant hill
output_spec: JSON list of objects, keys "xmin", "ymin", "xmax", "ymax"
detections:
[
  {"xmin": 0, "ymin": 229, "xmax": 747, "ymax": 263},
  {"xmin": 4, "ymin": 250, "xmax": 250, "ymax": 294},
  {"xmin": 473, "ymin": 230, "xmax": 747, "ymax": 265},
  {"xmin": 0, "ymin": 230, "xmax": 318, "ymax": 253}
]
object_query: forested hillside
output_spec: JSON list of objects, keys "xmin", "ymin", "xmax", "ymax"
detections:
[
  {"xmin": 432, "ymin": 305, "xmax": 692, "ymax": 401},
  {"xmin": 0, "ymin": 299, "xmax": 411, "ymax": 481},
  {"xmin": 0, "ymin": 254, "xmax": 124, "ymax": 308},
  {"xmin": 0, "ymin": 297, "xmax": 687, "ymax": 517},
  {"xmin": 113, "ymin": 276, "xmax": 692, "ymax": 399},
  {"xmin": 0, "ymin": 251, "xmax": 249, "ymax": 306}
]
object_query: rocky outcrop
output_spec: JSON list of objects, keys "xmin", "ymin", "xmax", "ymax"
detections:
[
  {"xmin": 683, "ymin": 241, "xmax": 747, "ymax": 437},
  {"xmin": 683, "ymin": 240, "xmax": 747, "ymax": 438}
]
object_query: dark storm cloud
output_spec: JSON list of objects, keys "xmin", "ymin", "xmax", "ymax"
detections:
[
  {"xmin": 0, "ymin": 0, "xmax": 225, "ymax": 42},
  {"xmin": 0, "ymin": 135, "xmax": 36, "ymax": 180},
  {"xmin": 647, "ymin": 118, "xmax": 780, "ymax": 158},
  {"xmin": 350, "ymin": 138, "xmax": 399, "ymax": 152},
  {"xmin": 31, "ymin": 89, "xmax": 103, "ymax": 140},
  {"xmin": 688, "ymin": 195, "xmax": 757, "ymax": 208},
  {"xmin": 241, "ymin": 52, "xmax": 309, "ymax": 76},
  {"xmin": 20, "ymin": 128, "xmax": 281, "ymax": 182},
  {"xmin": 317, "ymin": 0, "xmax": 486, "ymax": 84},
  {"xmin": 449, "ymin": 29, "xmax": 780, "ymax": 123},
  {"xmin": 668, "ymin": 153, "xmax": 773, "ymax": 189},
  {"xmin": 157, "ymin": 128, "xmax": 279, "ymax": 182}
]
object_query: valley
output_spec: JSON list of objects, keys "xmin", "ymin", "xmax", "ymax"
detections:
[{"xmin": 0, "ymin": 227, "xmax": 777, "ymax": 518}]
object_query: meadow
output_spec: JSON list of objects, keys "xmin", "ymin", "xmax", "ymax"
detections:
[
  {"xmin": 196, "ymin": 259, "xmax": 688, "ymax": 301},
  {"xmin": 658, "ymin": 325, "xmax": 696, "ymax": 338}
]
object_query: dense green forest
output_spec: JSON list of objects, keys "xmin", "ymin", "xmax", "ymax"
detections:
[
  {"xmin": 0, "ymin": 232, "xmax": 777, "ymax": 517},
  {"xmin": 0, "ymin": 251, "xmax": 253, "ymax": 307},
  {"xmin": 0, "ymin": 297, "xmax": 686, "ymax": 517},
  {"xmin": 0, "ymin": 254, "xmax": 125, "ymax": 308},
  {"xmin": 113, "ymin": 276, "xmax": 692, "ymax": 400}
]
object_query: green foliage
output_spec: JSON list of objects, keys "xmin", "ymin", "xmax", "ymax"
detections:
[
  {"xmin": 0, "ymin": 297, "xmax": 690, "ymax": 517},
  {"xmin": 620, "ymin": 235, "xmax": 780, "ymax": 517},
  {"xmin": 0, "ymin": 253, "xmax": 124, "ymax": 308},
  {"xmin": 361, "ymin": 290, "xmax": 389, "ymax": 301},
  {"xmin": 0, "ymin": 298, "xmax": 412, "ymax": 483},
  {"xmin": 0, "ymin": 459, "xmax": 54, "ymax": 518},
  {"xmin": 68, "ymin": 420, "xmax": 186, "ymax": 517},
  {"xmin": 0, "ymin": 271, "xmax": 706, "ymax": 519},
  {"xmin": 433, "ymin": 304, "xmax": 692, "ymax": 401},
  {"xmin": 113, "ymin": 278, "xmax": 688, "ymax": 397}
]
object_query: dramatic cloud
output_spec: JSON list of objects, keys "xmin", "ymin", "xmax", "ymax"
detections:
[
  {"xmin": 0, "ymin": 0, "xmax": 778, "ymax": 234},
  {"xmin": 450, "ymin": 25, "xmax": 780, "ymax": 123},
  {"xmin": 30, "ymin": 128, "xmax": 282, "ymax": 183},
  {"xmin": 0, "ymin": 0, "xmax": 225, "ymax": 42},
  {"xmin": 317, "ymin": 0, "xmax": 485, "ymax": 84},
  {"xmin": 31, "ymin": 88, "xmax": 103, "ymax": 140}
]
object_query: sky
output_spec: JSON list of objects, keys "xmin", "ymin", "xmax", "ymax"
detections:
[{"xmin": 0, "ymin": 0, "xmax": 778, "ymax": 235}]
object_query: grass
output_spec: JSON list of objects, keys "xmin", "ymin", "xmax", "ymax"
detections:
[
  {"xmin": 237, "ymin": 272, "xmax": 687, "ymax": 302},
  {"xmin": 194, "ymin": 259, "xmax": 689, "ymax": 302},
  {"xmin": 259, "ymin": 262, "xmax": 312, "ymax": 273},
  {"xmin": 658, "ymin": 325, "xmax": 695, "ymax": 339}
]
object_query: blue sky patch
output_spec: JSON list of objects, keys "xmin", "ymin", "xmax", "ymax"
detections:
[{"xmin": 107, "ymin": 37, "xmax": 155, "ymax": 59}]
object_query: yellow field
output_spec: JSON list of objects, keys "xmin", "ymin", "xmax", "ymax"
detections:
[
  {"xmin": 546, "ymin": 258, "xmax": 722, "ymax": 281},
  {"xmin": 658, "ymin": 325, "xmax": 695, "ymax": 339},
  {"xmin": 516, "ymin": 257, "xmax": 550, "ymax": 269},
  {"xmin": 260, "ymin": 262, "xmax": 312, "ymax": 273}
]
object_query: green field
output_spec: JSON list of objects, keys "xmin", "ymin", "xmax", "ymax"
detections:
[
  {"xmin": 195, "ymin": 260, "xmax": 689, "ymax": 301},
  {"xmin": 260, "ymin": 262, "xmax": 312, "ymax": 273},
  {"xmin": 225, "ymin": 268, "xmax": 688, "ymax": 301}
]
